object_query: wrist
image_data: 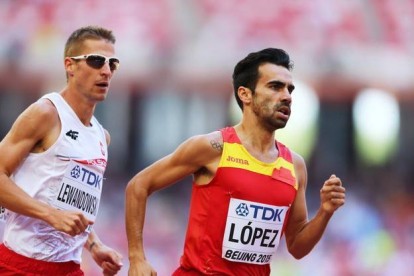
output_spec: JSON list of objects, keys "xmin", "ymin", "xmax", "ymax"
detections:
[
  {"xmin": 89, "ymin": 241, "xmax": 97, "ymax": 252},
  {"xmin": 88, "ymin": 240, "xmax": 103, "ymax": 253},
  {"xmin": 317, "ymin": 207, "xmax": 334, "ymax": 220},
  {"xmin": 40, "ymin": 205, "xmax": 56, "ymax": 224},
  {"xmin": 128, "ymin": 251, "xmax": 147, "ymax": 262}
]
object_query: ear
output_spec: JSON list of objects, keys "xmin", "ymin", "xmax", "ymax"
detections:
[
  {"xmin": 237, "ymin": 86, "xmax": 253, "ymax": 107},
  {"xmin": 64, "ymin": 57, "xmax": 75, "ymax": 77}
]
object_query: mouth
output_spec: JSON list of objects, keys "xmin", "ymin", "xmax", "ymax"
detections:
[
  {"xmin": 277, "ymin": 106, "xmax": 291, "ymax": 117},
  {"xmin": 96, "ymin": 82, "xmax": 109, "ymax": 88}
]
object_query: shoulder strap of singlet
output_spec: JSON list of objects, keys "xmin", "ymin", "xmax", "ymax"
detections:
[
  {"xmin": 41, "ymin": 92, "xmax": 62, "ymax": 106},
  {"xmin": 220, "ymin": 127, "xmax": 242, "ymax": 144},
  {"xmin": 40, "ymin": 92, "xmax": 68, "ymax": 118},
  {"xmin": 276, "ymin": 141, "xmax": 293, "ymax": 163},
  {"xmin": 92, "ymin": 116, "xmax": 107, "ymax": 146},
  {"xmin": 39, "ymin": 92, "xmax": 67, "ymax": 126}
]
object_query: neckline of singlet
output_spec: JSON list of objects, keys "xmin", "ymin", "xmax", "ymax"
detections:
[
  {"xmin": 228, "ymin": 127, "xmax": 282, "ymax": 167},
  {"xmin": 52, "ymin": 92, "xmax": 95, "ymax": 130}
]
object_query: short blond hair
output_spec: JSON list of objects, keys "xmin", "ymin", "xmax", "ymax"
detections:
[{"xmin": 64, "ymin": 26, "xmax": 116, "ymax": 58}]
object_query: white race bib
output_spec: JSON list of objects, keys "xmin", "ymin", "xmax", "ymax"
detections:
[
  {"xmin": 222, "ymin": 198, "xmax": 289, "ymax": 265},
  {"xmin": 52, "ymin": 160, "xmax": 102, "ymax": 222},
  {"xmin": 0, "ymin": 206, "xmax": 6, "ymax": 222}
]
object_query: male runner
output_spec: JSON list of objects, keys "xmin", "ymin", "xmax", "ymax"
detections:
[
  {"xmin": 0, "ymin": 26, "xmax": 123, "ymax": 276},
  {"xmin": 126, "ymin": 48, "xmax": 346, "ymax": 276}
]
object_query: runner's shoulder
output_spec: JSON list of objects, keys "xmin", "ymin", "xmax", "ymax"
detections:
[
  {"xmin": 15, "ymin": 99, "xmax": 59, "ymax": 137},
  {"xmin": 175, "ymin": 131, "xmax": 223, "ymax": 165},
  {"xmin": 289, "ymin": 149, "xmax": 307, "ymax": 189},
  {"xmin": 185, "ymin": 131, "xmax": 223, "ymax": 153},
  {"xmin": 26, "ymin": 99, "xmax": 58, "ymax": 124},
  {"xmin": 290, "ymin": 150, "xmax": 305, "ymax": 169}
]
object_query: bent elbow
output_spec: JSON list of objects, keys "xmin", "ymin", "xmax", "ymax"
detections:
[
  {"xmin": 290, "ymin": 252, "xmax": 306, "ymax": 260},
  {"xmin": 287, "ymin": 246, "xmax": 308, "ymax": 260},
  {"xmin": 125, "ymin": 180, "xmax": 135, "ymax": 196},
  {"xmin": 126, "ymin": 178, "xmax": 151, "ymax": 199}
]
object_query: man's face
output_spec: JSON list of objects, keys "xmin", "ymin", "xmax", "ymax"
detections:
[
  {"xmin": 69, "ymin": 39, "xmax": 117, "ymax": 102},
  {"xmin": 251, "ymin": 63, "xmax": 295, "ymax": 130}
]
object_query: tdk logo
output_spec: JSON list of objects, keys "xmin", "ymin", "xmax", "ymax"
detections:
[
  {"xmin": 71, "ymin": 166, "xmax": 102, "ymax": 190},
  {"xmin": 235, "ymin": 201, "xmax": 284, "ymax": 222},
  {"xmin": 250, "ymin": 204, "xmax": 284, "ymax": 222},
  {"xmin": 71, "ymin": 166, "xmax": 81, "ymax": 179},
  {"xmin": 235, "ymin": 203, "xmax": 249, "ymax": 217}
]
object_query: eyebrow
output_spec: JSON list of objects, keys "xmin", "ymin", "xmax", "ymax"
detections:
[{"xmin": 267, "ymin": 80, "xmax": 295, "ymax": 92}]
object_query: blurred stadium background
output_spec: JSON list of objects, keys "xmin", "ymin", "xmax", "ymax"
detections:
[{"xmin": 1, "ymin": 0, "xmax": 414, "ymax": 275}]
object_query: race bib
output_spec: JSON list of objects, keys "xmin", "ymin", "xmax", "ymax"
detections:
[
  {"xmin": 52, "ymin": 160, "xmax": 102, "ymax": 222},
  {"xmin": 222, "ymin": 198, "xmax": 289, "ymax": 265},
  {"xmin": 0, "ymin": 206, "xmax": 6, "ymax": 222}
]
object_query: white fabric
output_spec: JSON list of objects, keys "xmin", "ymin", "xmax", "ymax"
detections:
[
  {"xmin": 3, "ymin": 92, "xmax": 108, "ymax": 263},
  {"xmin": 222, "ymin": 198, "xmax": 289, "ymax": 265},
  {"xmin": 0, "ymin": 206, "xmax": 6, "ymax": 222}
]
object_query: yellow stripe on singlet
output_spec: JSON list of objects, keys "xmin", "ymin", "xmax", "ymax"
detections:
[{"xmin": 219, "ymin": 142, "xmax": 297, "ymax": 189}]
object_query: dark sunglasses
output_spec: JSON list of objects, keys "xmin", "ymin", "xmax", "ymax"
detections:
[{"xmin": 70, "ymin": 54, "xmax": 120, "ymax": 71}]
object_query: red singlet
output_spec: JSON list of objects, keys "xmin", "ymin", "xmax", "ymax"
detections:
[{"xmin": 174, "ymin": 127, "xmax": 298, "ymax": 276}]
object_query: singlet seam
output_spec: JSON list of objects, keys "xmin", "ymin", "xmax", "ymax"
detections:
[
  {"xmin": 197, "ymin": 186, "xmax": 215, "ymax": 271},
  {"xmin": 195, "ymin": 132, "xmax": 226, "ymax": 269}
]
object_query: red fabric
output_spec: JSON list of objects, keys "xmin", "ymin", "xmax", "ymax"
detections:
[
  {"xmin": 177, "ymin": 127, "xmax": 297, "ymax": 276},
  {"xmin": 0, "ymin": 244, "xmax": 83, "ymax": 276},
  {"xmin": 271, "ymin": 167, "xmax": 295, "ymax": 186},
  {"xmin": 172, "ymin": 267, "xmax": 204, "ymax": 276},
  {"xmin": 276, "ymin": 140, "xmax": 293, "ymax": 163},
  {"xmin": 220, "ymin": 127, "xmax": 242, "ymax": 144}
]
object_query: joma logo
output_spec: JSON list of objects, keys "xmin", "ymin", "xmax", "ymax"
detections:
[{"xmin": 226, "ymin": 156, "xmax": 249, "ymax": 165}]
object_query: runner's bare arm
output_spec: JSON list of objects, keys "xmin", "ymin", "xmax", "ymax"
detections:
[
  {"xmin": 0, "ymin": 100, "xmax": 92, "ymax": 236},
  {"xmin": 126, "ymin": 132, "xmax": 222, "ymax": 276},
  {"xmin": 284, "ymin": 152, "xmax": 346, "ymax": 259},
  {"xmin": 85, "ymin": 230, "xmax": 123, "ymax": 276}
]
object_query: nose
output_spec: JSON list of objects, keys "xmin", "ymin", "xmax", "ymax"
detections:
[
  {"xmin": 282, "ymin": 87, "xmax": 292, "ymax": 104},
  {"xmin": 100, "ymin": 62, "xmax": 112, "ymax": 77}
]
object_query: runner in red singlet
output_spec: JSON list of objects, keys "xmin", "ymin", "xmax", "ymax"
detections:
[{"xmin": 126, "ymin": 48, "xmax": 346, "ymax": 276}]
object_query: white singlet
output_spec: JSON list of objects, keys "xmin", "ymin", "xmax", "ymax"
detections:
[{"xmin": 3, "ymin": 92, "xmax": 108, "ymax": 263}]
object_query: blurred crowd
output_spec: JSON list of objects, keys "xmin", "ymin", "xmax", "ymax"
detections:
[{"xmin": 1, "ymin": 0, "xmax": 414, "ymax": 275}]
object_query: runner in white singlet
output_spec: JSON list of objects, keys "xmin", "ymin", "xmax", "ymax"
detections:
[{"xmin": 0, "ymin": 26, "xmax": 123, "ymax": 276}]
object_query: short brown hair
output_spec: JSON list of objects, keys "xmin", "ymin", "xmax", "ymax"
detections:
[{"xmin": 64, "ymin": 26, "xmax": 116, "ymax": 58}]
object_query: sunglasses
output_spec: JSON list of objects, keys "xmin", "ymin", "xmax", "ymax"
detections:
[{"xmin": 70, "ymin": 54, "xmax": 120, "ymax": 71}]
